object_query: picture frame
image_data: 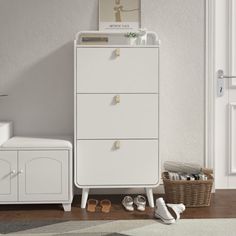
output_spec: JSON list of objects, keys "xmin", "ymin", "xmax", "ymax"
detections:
[{"xmin": 99, "ymin": 0, "xmax": 141, "ymax": 31}]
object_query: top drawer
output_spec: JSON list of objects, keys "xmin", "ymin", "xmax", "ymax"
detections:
[{"xmin": 76, "ymin": 47, "xmax": 158, "ymax": 93}]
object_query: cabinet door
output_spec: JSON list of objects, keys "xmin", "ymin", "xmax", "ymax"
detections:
[
  {"xmin": 76, "ymin": 140, "xmax": 159, "ymax": 187},
  {"xmin": 76, "ymin": 47, "xmax": 159, "ymax": 93},
  {"xmin": 76, "ymin": 94, "xmax": 158, "ymax": 139},
  {"xmin": 18, "ymin": 150, "xmax": 69, "ymax": 202},
  {"xmin": 0, "ymin": 151, "xmax": 17, "ymax": 202}
]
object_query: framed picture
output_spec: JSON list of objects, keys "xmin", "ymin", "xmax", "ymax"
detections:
[{"xmin": 99, "ymin": 0, "xmax": 141, "ymax": 31}]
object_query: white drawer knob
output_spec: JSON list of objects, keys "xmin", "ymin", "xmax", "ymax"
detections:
[
  {"xmin": 11, "ymin": 170, "xmax": 16, "ymax": 174},
  {"xmin": 115, "ymin": 48, "xmax": 120, "ymax": 57},
  {"xmin": 114, "ymin": 95, "xmax": 120, "ymax": 104},
  {"xmin": 18, "ymin": 169, "xmax": 24, "ymax": 174},
  {"xmin": 115, "ymin": 140, "xmax": 121, "ymax": 149}
]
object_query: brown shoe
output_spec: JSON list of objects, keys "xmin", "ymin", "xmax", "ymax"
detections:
[
  {"xmin": 100, "ymin": 199, "xmax": 111, "ymax": 213},
  {"xmin": 87, "ymin": 199, "xmax": 98, "ymax": 212}
]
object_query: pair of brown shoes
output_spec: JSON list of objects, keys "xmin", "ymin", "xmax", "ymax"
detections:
[{"xmin": 87, "ymin": 199, "xmax": 111, "ymax": 213}]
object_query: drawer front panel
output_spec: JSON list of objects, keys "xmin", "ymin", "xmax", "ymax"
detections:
[
  {"xmin": 76, "ymin": 140, "xmax": 159, "ymax": 186},
  {"xmin": 0, "ymin": 151, "xmax": 17, "ymax": 202},
  {"xmin": 76, "ymin": 94, "xmax": 158, "ymax": 139},
  {"xmin": 76, "ymin": 47, "xmax": 158, "ymax": 93},
  {"xmin": 18, "ymin": 150, "xmax": 69, "ymax": 202}
]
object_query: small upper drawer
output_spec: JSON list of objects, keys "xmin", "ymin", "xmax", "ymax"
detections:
[
  {"xmin": 76, "ymin": 47, "xmax": 158, "ymax": 93},
  {"xmin": 76, "ymin": 94, "xmax": 158, "ymax": 139}
]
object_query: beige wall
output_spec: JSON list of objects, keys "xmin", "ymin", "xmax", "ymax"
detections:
[
  {"xmin": 0, "ymin": 0, "xmax": 205, "ymax": 168},
  {"xmin": 142, "ymin": 0, "xmax": 205, "ymax": 166}
]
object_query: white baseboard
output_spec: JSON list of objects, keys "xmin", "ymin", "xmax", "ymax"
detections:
[{"xmin": 73, "ymin": 185, "xmax": 164, "ymax": 195}]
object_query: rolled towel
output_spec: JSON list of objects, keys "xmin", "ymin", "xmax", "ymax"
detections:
[{"xmin": 164, "ymin": 161, "xmax": 213, "ymax": 175}]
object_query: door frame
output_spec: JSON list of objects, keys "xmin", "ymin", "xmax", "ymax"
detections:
[
  {"xmin": 205, "ymin": 0, "xmax": 235, "ymax": 187},
  {"xmin": 205, "ymin": 0, "xmax": 215, "ymax": 173}
]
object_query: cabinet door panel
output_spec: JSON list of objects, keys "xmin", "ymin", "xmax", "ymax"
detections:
[
  {"xmin": 18, "ymin": 150, "xmax": 69, "ymax": 202},
  {"xmin": 76, "ymin": 47, "xmax": 159, "ymax": 93},
  {"xmin": 0, "ymin": 151, "xmax": 17, "ymax": 201},
  {"xmin": 76, "ymin": 94, "xmax": 158, "ymax": 139},
  {"xmin": 76, "ymin": 140, "xmax": 159, "ymax": 187}
]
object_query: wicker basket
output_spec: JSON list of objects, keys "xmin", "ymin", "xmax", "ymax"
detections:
[{"xmin": 162, "ymin": 172, "xmax": 213, "ymax": 207}]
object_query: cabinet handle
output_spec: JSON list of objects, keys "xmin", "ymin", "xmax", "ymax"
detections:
[
  {"xmin": 11, "ymin": 170, "xmax": 16, "ymax": 174},
  {"xmin": 114, "ymin": 95, "xmax": 120, "ymax": 104},
  {"xmin": 115, "ymin": 48, "xmax": 120, "ymax": 57},
  {"xmin": 18, "ymin": 169, "xmax": 24, "ymax": 174},
  {"xmin": 115, "ymin": 140, "xmax": 121, "ymax": 149}
]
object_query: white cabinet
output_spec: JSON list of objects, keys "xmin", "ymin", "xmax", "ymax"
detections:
[
  {"xmin": 18, "ymin": 150, "xmax": 69, "ymax": 202},
  {"xmin": 0, "ymin": 137, "xmax": 73, "ymax": 211},
  {"xmin": 74, "ymin": 31, "xmax": 160, "ymax": 209},
  {"xmin": 0, "ymin": 151, "xmax": 17, "ymax": 202}
]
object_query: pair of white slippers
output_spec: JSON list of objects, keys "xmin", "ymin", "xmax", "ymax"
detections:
[
  {"xmin": 155, "ymin": 198, "xmax": 185, "ymax": 224},
  {"xmin": 122, "ymin": 195, "xmax": 146, "ymax": 211}
]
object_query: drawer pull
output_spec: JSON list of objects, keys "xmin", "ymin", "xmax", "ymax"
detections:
[
  {"xmin": 114, "ymin": 95, "xmax": 120, "ymax": 104},
  {"xmin": 114, "ymin": 141, "xmax": 121, "ymax": 149},
  {"xmin": 18, "ymin": 169, "xmax": 24, "ymax": 174},
  {"xmin": 11, "ymin": 170, "xmax": 16, "ymax": 174},
  {"xmin": 115, "ymin": 48, "xmax": 120, "ymax": 57}
]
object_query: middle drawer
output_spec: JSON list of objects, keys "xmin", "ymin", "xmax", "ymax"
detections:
[{"xmin": 76, "ymin": 94, "xmax": 158, "ymax": 139}]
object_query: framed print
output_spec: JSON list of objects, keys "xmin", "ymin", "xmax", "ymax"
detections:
[{"xmin": 99, "ymin": 0, "xmax": 141, "ymax": 31}]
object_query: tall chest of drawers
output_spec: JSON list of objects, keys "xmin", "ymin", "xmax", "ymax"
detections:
[{"xmin": 74, "ymin": 31, "xmax": 160, "ymax": 208}]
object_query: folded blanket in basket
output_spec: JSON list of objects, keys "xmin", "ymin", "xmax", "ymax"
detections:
[{"xmin": 164, "ymin": 161, "xmax": 213, "ymax": 175}]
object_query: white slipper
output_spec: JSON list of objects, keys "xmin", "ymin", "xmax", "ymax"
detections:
[
  {"xmin": 155, "ymin": 198, "xmax": 175, "ymax": 224},
  {"xmin": 122, "ymin": 196, "xmax": 134, "ymax": 211},
  {"xmin": 166, "ymin": 203, "xmax": 186, "ymax": 220},
  {"xmin": 134, "ymin": 195, "xmax": 146, "ymax": 211}
]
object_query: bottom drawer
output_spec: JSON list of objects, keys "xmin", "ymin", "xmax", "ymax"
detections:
[{"xmin": 76, "ymin": 140, "xmax": 159, "ymax": 187}]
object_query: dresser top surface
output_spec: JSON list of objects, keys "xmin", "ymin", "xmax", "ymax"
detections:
[{"xmin": 75, "ymin": 31, "xmax": 160, "ymax": 47}]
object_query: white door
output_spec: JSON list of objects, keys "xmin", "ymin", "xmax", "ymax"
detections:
[
  {"xmin": 215, "ymin": 0, "xmax": 236, "ymax": 188},
  {"xmin": 0, "ymin": 151, "xmax": 17, "ymax": 201},
  {"xmin": 18, "ymin": 150, "xmax": 69, "ymax": 201}
]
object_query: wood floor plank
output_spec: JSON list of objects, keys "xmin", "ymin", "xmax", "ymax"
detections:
[{"xmin": 0, "ymin": 190, "xmax": 235, "ymax": 220}]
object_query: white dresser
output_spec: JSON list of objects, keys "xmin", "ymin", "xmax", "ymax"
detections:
[{"xmin": 74, "ymin": 31, "xmax": 160, "ymax": 208}]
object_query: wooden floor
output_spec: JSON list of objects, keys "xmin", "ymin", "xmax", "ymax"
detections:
[{"xmin": 0, "ymin": 190, "xmax": 235, "ymax": 221}]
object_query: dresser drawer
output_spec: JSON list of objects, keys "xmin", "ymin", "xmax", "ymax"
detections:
[
  {"xmin": 76, "ymin": 47, "xmax": 158, "ymax": 93},
  {"xmin": 76, "ymin": 140, "xmax": 159, "ymax": 187},
  {"xmin": 76, "ymin": 94, "xmax": 158, "ymax": 139}
]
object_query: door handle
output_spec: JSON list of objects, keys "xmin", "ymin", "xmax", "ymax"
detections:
[
  {"xmin": 217, "ymin": 69, "xmax": 236, "ymax": 79},
  {"xmin": 114, "ymin": 95, "xmax": 120, "ymax": 104},
  {"xmin": 115, "ymin": 48, "xmax": 120, "ymax": 57},
  {"xmin": 114, "ymin": 140, "xmax": 121, "ymax": 149},
  {"xmin": 0, "ymin": 94, "xmax": 8, "ymax": 97},
  {"xmin": 217, "ymin": 69, "xmax": 236, "ymax": 97}
]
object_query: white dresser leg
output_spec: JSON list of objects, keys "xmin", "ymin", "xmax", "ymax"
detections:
[
  {"xmin": 81, "ymin": 188, "xmax": 89, "ymax": 209},
  {"xmin": 145, "ymin": 188, "xmax": 154, "ymax": 208},
  {"xmin": 62, "ymin": 203, "xmax": 71, "ymax": 212}
]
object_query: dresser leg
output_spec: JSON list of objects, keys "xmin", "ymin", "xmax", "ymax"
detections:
[
  {"xmin": 145, "ymin": 188, "xmax": 154, "ymax": 208},
  {"xmin": 81, "ymin": 188, "xmax": 89, "ymax": 209},
  {"xmin": 62, "ymin": 203, "xmax": 71, "ymax": 212}
]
